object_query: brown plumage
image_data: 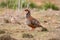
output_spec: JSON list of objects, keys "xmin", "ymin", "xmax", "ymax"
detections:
[{"xmin": 25, "ymin": 9, "xmax": 48, "ymax": 31}]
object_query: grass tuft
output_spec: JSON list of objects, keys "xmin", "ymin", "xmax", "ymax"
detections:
[
  {"xmin": 0, "ymin": 2, "xmax": 7, "ymax": 8},
  {"xmin": 0, "ymin": 34, "xmax": 17, "ymax": 40},
  {"xmin": 0, "ymin": 30, "xmax": 5, "ymax": 34},
  {"xmin": 29, "ymin": 3, "xmax": 37, "ymax": 9},
  {"xmin": 39, "ymin": 2, "xmax": 59, "ymax": 10},
  {"xmin": 22, "ymin": 33, "xmax": 34, "ymax": 38},
  {"xmin": 0, "ymin": 1, "xmax": 59, "ymax": 10}
]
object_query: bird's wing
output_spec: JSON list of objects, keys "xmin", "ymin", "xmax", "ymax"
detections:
[{"xmin": 31, "ymin": 18, "xmax": 40, "ymax": 26}]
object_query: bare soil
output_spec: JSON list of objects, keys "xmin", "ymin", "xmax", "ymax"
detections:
[{"xmin": 0, "ymin": 9, "xmax": 60, "ymax": 40}]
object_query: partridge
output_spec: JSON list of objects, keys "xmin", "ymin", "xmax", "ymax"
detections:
[{"xmin": 24, "ymin": 9, "xmax": 48, "ymax": 31}]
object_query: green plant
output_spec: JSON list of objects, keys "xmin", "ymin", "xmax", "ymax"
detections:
[
  {"xmin": 51, "ymin": 4, "xmax": 59, "ymax": 10},
  {"xmin": 7, "ymin": 0, "xmax": 17, "ymax": 9},
  {"xmin": 22, "ymin": 2, "xmax": 27, "ymax": 8},
  {"xmin": 39, "ymin": 2, "xmax": 59, "ymax": 10},
  {"xmin": 0, "ymin": 2, "xmax": 7, "ymax": 8},
  {"xmin": 29, "ymin": 3, "xmax": 37, "ymax": 8},
  {"xmin": 0, "ymin": 0, "xmax": 18, "ymax": 9}
]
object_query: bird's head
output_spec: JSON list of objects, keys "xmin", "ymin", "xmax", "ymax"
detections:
[{"xmin": 24, "ymin": 9, "xmax": 30, "ymax": 14}]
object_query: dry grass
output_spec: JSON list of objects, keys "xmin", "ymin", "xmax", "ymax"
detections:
[
  {"xmin": 0, "ymin": 9, "xmax": 60, "ymax": 40},
  {"xmin": 0, "ymin": 34, "xmax": 17, "ymax": 40}
]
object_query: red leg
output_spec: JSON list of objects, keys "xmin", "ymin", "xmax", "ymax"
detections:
[{"xmin": 28, "ymin": 25, "xmax": 35, "ymax": 31}]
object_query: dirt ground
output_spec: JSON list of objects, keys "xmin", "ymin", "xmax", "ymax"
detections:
[{"xmin": 0, "ymin": 9, "xmax": 60, "ymax": 40}]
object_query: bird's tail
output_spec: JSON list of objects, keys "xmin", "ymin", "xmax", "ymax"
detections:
[{"xmin": 38, "ymin": 25, "xmax": 48, "ymax": 31}]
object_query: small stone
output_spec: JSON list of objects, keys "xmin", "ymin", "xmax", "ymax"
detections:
[{"xmin": 44, "ymin": 21, "xmax": 47, "ymax": 23}]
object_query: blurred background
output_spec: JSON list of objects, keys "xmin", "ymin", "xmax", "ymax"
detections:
[
  {"xmin": 0, "ymin": 0, "xmax": 60, "ymax": 40},
  {"xmin": 0, "ymin": 0, "xmax": 60, "ymax": 10}
]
